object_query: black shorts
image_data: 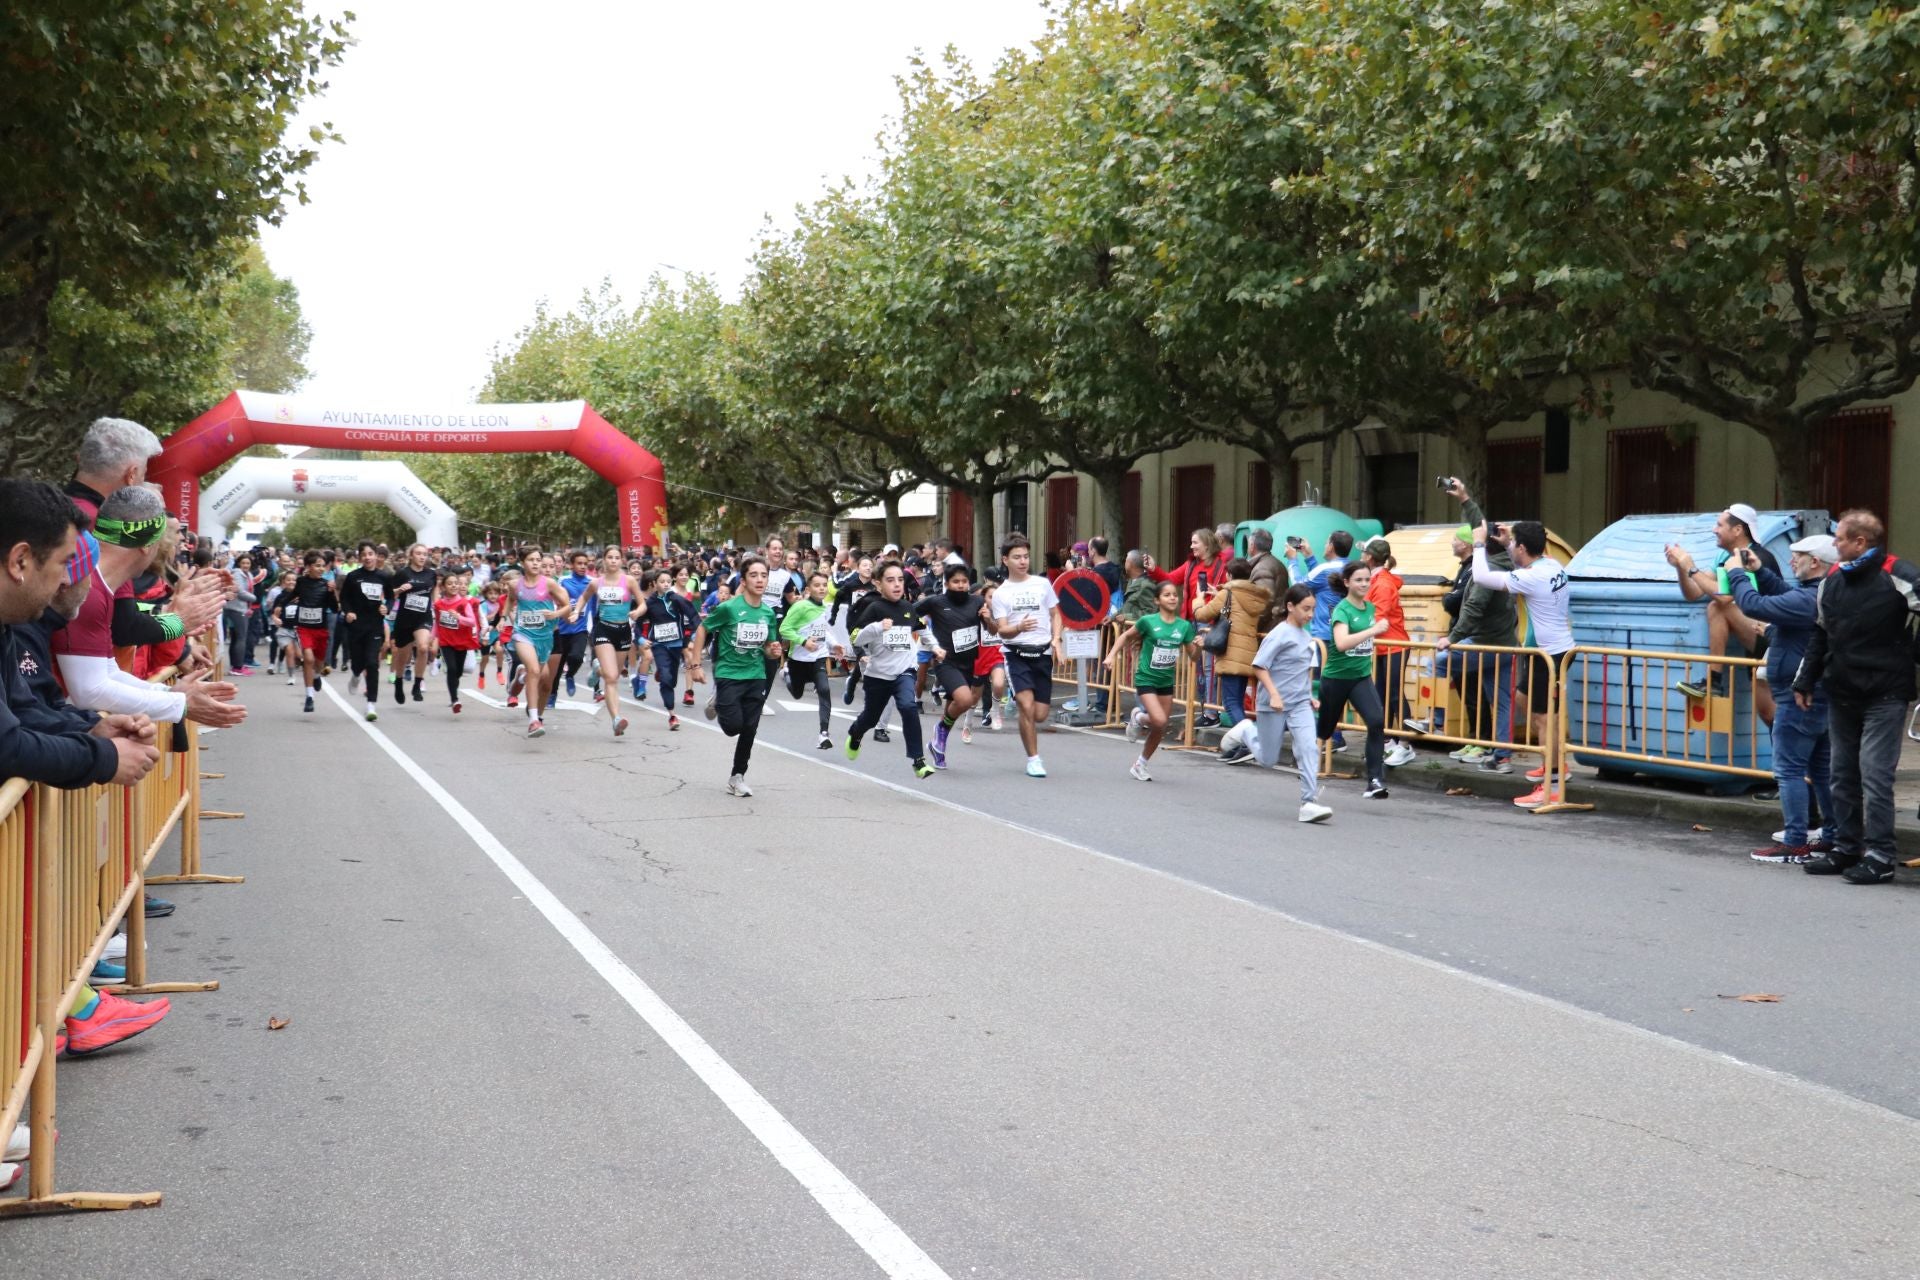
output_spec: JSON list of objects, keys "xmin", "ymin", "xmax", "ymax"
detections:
[
  {"xmin": 592, "ymin": 622, "xmax": 632, "ymax": 652},
  {"xmin": 1006, "ymin": 650, "xmax": 1053, "ymax": 704},
  {"xmin": 554, "ymin": 629, "xmax": 590, "ymax": 663},
  {"xmin": 932, "ymin": 658, "xmax": 974, "ymax": 698},
  {"xmin": 392, "ymin": 614, "xmax": 433, "ymax": 646},
  {"xmin": 1518, "ymin": 652, "xmax": 1563, "ymax": 703}
]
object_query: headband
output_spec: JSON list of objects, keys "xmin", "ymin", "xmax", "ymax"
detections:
[
  {"xmin": 93, "ymin": 512, "xmax": 167, "ymax": 548},
  {"xmin": 65, "ymin": 531, "xmax": 100, "ymax": 585}
]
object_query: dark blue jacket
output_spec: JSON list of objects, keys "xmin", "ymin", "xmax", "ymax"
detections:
[
  {"xmin": 1, "ymin": 622, "xmax": 117, "ymax": 788},
  {"xmin": 1730, "ymin": 567, "xmax": 1821, "ymax": 690}
]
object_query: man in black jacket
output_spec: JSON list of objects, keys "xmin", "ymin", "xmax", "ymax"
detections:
[
  {"xmin": 0, "ymin": 480, "xmax": 157, "ymax": 789},
  {"xmin": 1793, "ymin": 509, "xmax": 1920, "ymax": 884}
]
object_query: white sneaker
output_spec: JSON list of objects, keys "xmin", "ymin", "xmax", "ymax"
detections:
[
  {"xmin": 1026, "ymin": 757, "xmax": 1048, "ymax": 778},
  {"xmin": 6, "ymin": 1123, "xmax": 28, "ymax": 1161},
  {"xmin": 1384, "ymin": 742, "xmax": 1417, "ymax": 767},
  {"xmin": 1129, "ymin": 759, "xmax": 1152, "ymax": 782},
  {"xmin": 1403, "ymin": 717, "xmax": 1431, "ymax": 735},
  {"xmin": 1125, "ymin": 709, "xmax": 1145, "ymax": 744},
  {"xmin": 727, "ymin": 774, "xmax": 753, "ymax": 797},
  {"xmin": 1773, "ymin": 825, "xmax": 1825, "ymax": 844},
  {"xmin": 761, "ymin": 703, "xmax": 775, "ymax": 717},
  {"xmin": 285, "ymin": 674, "xmax": 295, "ymax": 685},
  {"xmin": 1298, "ymin": 802, "xmax": 1333, "ymax": 824},
  {"xmin": 1363, "ymin": 779, "xmax": 1390, "ymax": 799},
  {"xmin": 704, "ymin": 697, "xmax": 718, "ymax": 721}
]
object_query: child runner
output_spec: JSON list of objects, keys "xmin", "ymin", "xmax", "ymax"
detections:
[
  {"xmin": 272, "ymin": 551, "xmax": 337, "ymax": 714},
  {"xmin": 1247, "ymin": 584, "xmax": 1332, "ymax": 822},
  {"xmin": 779, "ymin": 571, "xmax": 836, "ymax": 749},
  {"xmin": 589, "ymin": 545, "xmax": 644, "ymax": 737},
  {"xmin": 388, "ymin": 543, "xmax": 439, "ymax": 705},
  {"xmin": 339, "ymin": 540, "xmax": 393, "ymax": 720},
  {"xmin": 1108, "ymin": 579, "xmax": 1197, "ymax": 781},
  {"xmin": 474, "ymin": 581, "xmax": 505, "ymax": 688},
  {"xmin": 843, "ymin": 561, "xmax": 933, "ymax": 778},
  {"xmin": 551, "ymin": 549, "xmax": 596, "ymax": 704},
  {"xmin": 964, "ymin": 580, "xmax": 1007, "ymax": 741},
  {"xmin": 985, "ymin": 534, "xmax": 1063, "ymax": 778},
  {"xmin": 432, "ymin": 570, "xmax": 482, "ymax": 713},
  {"xmin": 1321, "ymin": 567, "xmax": 1391, "ymax": 799},
  {"xmin": 641, "ymin": 569, "xmax": 699, "ymax": 730},
  {"xmin": 688, "ymin": 554, "xmax": 784, "ymax": 796},
  {"xmin": 915, "ymin": 562, "xmax": 989, "ymax": 770},
  {"xmin": 509, "ymin": 549, "xmax": 580, "ymax": 738}
]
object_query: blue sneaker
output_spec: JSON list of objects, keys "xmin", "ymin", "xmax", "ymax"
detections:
[
  {"xmin": 546, "ymin": 693, "xmax": 557, "ymax": 709},
  {"xmin": 143, "ymin": 894, "xmax": 174, "ymax": 918},
  {"xmin": 634, "ymin": 678, "xmax": 648, "ymax": 699},
  {"xmin": 565, "ymin": 675, "xmax": 576, "ymax": 697},
  {"xmin": 90, "ymin": 960, "xmax": 126, "ymax": 984},
  {"xmin": 930, "ymin": 722, "xmax": 949, "ymax": 769}
]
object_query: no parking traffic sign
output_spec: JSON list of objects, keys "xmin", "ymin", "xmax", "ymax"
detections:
[{"xmin": 1054, "ymin": 570, "xmax": 1110, "ymax": 631}]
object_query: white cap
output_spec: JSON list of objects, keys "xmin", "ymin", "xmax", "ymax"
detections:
[
  {"xmin": 882, "ymin": 543, "xmax": 899, "ymax": 554},
  {"xmin": 1725, "ymin": 502, "xmax": 1760, "ymax": 529},
  {"xmin": 1790, "ymin": 533, "xmax": 1840, "ymax": 564},
  {"xmin": 943, "ymin": 551, "xmax": 964, "ymax": 566}
]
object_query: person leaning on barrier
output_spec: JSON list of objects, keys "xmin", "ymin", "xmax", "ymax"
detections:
[
  {"xmin": 1792, "ymin": 509, "xmax": 1920, "ymax": 885},
  {"xmin": 1734, "ymin": 534, "xmax": 1841, "ymax": 864},
  {"xmin": 0, "ymin": 483, "xmax": 158, "ymax": 789}
]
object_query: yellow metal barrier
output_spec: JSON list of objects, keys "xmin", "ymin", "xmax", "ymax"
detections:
[{"xmin": 1, "ymin": 664, "xmax": 231, "ymax": 1217}]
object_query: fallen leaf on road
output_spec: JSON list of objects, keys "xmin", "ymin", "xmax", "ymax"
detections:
[
  {"xmin": 267, "ymin": 1017, "xmax": 289, "ymax": 1030},
  {"xmin": 1690, "ymin": 824, "xmax": 1713, "ymax": 832},
  {"xmin": 1715, "ymin": 993, "xmax": 1781, "ymax": 1003},
  {"xmin": 1682, "ymin": 1007, "xmax": 1693, "ymax": 1013},
  {"xmin": 1905, "ymin": 858, "xmax": 1920, "ymax": 868},
  {"xmin": 1445, "ymin": 787, "xmax": 1474, "ymax": 796}
]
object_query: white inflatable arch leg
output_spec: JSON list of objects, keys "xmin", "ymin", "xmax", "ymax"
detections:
[{"xmin": 198, "ymin": 457, "xmax": 461, "ymax": 548}]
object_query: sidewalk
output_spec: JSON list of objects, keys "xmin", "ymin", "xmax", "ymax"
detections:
[{"xmin": 1186, "ymin": 713, "xmax": 1920, "ymax": 859}]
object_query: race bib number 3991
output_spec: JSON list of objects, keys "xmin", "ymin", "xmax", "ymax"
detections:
[{"xmin": 734, "ymin": 621, "xmax": 769, "ymax": 650}]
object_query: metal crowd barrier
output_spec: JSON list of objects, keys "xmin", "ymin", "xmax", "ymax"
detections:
[{"xmin": 1, "ymin": 666, "xmax": 226, "ymax": 1217}]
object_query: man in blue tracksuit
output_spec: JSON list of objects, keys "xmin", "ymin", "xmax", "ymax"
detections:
[{"xmin": 1730, "ymin": 533, "xmax": 1840, "ymax": 862}]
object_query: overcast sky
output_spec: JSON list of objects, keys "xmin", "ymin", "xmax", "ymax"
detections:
[{"xmin": 257, "ymin": 1, "xmax": 1054, "ymax": 406}]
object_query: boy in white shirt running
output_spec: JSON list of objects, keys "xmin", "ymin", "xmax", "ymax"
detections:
[{"xmin": 985, "ymin": 535, "xmax": 1063, "ymax": 778}]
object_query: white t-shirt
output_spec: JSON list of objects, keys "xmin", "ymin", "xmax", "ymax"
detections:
[
  {"xmin": 1472, "ymin": 549, "xmax": 1573, "ymax": 654},
  {"xmin": 990, "ymin": 575, "xmax": 1060, "ymax": 649}
]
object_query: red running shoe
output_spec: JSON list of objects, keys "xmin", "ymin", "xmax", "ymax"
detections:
[{"xmin": 66, "ymin": 991, "xmax": 170, "ymax": 1055}]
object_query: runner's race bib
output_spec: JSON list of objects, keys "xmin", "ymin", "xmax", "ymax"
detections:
[
  {"xmin": 651, "ymin": 621, "xmax": 681, "ymax": 645},
  {"xmin": 734, "ymin": 621, "xmax": 769, "ymax": 651},
  {"xmin": 437, "ymin": 609, "xmax": 463, "ymax": 628},
  {"xmin": 950, "ymin": 625, "xmax": 979, "ymax": 652},
  {"xmin": 360, "ymin": 582, "xmax": 384, "ymax": 600},
  {"xmin": 1150, "ymin": 644, "xmax": 1178, "ymax": 668},
  {"xmin": 405, "ymin": 592, "xmax": 431, "ymax": 612},
  {"xmin": 1351, "ymin": 639, "xmax": 1374, "ymax": 659},
  {"xmin": 598, "ymin": 587, "xmax": 626, "ymax": 604},
  {"xmin": 297, "ymin": 606, "xmax": 323, "ymax": 625},
  {"xmin": 517, "ymin": 608, "xmax": 547, "ymax": 628},
  {"xmin": 884, "ymin": 625, "xmax": 914, "ymax": 652},
  {"xmin": 807, "ymin": 621, "xmax": 829, "ymax": 643}
]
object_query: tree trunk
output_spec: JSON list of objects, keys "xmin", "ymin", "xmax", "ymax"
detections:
[
  {"xmin": 1091, "ymin": 465, "xmax": 1127, "ymax": 546},
  {"xmin": 1317, "ymin": 437, "xmax": 1335, "ymax": 506},
  {"xmin": 1261, "ymin": 446, "xmax": 1289, "ymax": 514},
  {"xmin": 883, "ymin": 490, "xmax": 904, "ymax": 549},
  {"xmin": 1448, "ymin": 419, "xmax": 1492, "ymax": 515},
  {"xmin": 970, "ymin": 483, "xmax": 996, "ymax": 573},
  {"xmin": 1768, "ymin": 420, "xmax": 1817, "ymax": 509}
]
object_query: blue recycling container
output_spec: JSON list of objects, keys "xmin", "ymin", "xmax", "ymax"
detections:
[{"xmin": 1562, "ymin": 509, "xmax": 1827, "ymax": 793}]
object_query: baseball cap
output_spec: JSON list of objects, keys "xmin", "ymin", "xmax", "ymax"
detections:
[
  {"xmin": 1789, "ymin": 533, "xmax": 1840, "ymax": 564},
  {"xmin": 1364, "ymin": 537, "xmax": 1393, "ymax": 561},
  {"xmin": 65, "ymin": 530, "xmax": 99, "ymax": 585},
  {"xmin": 1072, "ymin": 540, "xmax": 1089, "ymax": 556},
  {"xmin": 1725, "ymin": 502, "xmax": 1760, "ymax": 530}
]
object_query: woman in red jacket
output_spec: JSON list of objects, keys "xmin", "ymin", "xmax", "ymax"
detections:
[
  {"xmin": 1149, "ymin": 528, "xmax": 1231, "ymax": 621},
  {"xmin": 1363, "ymin": 537, "xmax": 1416, "ymax": 767}
]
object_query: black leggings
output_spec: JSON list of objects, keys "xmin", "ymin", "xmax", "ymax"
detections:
[
  {"xmin": 715, "ymin": 677, "xmax": 768, "ymax": 776},
  {"xmin": 1317, "ymin": 673, "xmax": 1385, "ymax": 785},
  {"xmin": 443, "ymin": 647, "xmax": 469, "ymax": 702},
  {"xmin": 785, "ymin": 659, "xmax": 832, "ymax": 732},
  {"xmin": 346, "ymin": 628, "xmax": 385, "ymax": 701},
  {"xmin": 850, "ymin": 672, "xmax": 923, "ymax": 760}
]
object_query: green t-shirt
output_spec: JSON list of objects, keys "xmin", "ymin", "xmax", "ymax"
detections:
[
  {"xmin": 1133, "ymin": 613, "xmax": 1195, "ymax": 691},
  {"xmin": 703, "ymin": 595, "xmax": 778, "ymax": 681},
  {"xmin": 1324, "ymin": 597, "xmax": 1377, "ymax": 681}
]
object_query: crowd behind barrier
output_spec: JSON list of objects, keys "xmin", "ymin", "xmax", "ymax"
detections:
[{"xmin": 1, "ymin": 662, "xmax": 220, "ymax": 1216}]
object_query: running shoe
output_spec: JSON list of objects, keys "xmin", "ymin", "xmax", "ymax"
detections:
[
  {"xmin": 635, "ymin": 678, "xmax": 648, "ymax": 700},
  {"xmin": 1750, "ymin": 843, "xmax": 1812, "ymax": 864},
  {"xmin": 285, "ymin": 673, "xmax": 295, "ymax": 685},
  {"xmin": 845, "ymin": 737, "xmax": 862, "ymax": 761},
  {"xmin": 1802, "ymin": 853, "xmax": 1859, "ymax": 876},
  {"xmin": 727, "ymin": 774, "xmax": 754, "ymax": 797},
  {"xmin": 144, "ymin": 895, "xmax": 174, "ymax": 918},
  {"xmin": 527, "ymin": 719, "xmax": 545, "ymax": 738},
  {"xmin": 668, "ymin": 714, "xmax": 680, "ymax": 731},
  {"xmin": 981, "ymin": 711, "xmax": 996, "ymax": 732},
  {"xmin": 1525, "ymin": 763, "xmax": 1546, "ymax": 781},
  {"xmin": 477, "ymin": 673, "xmax": 488, "ymax": 688},
  {"xmin": 704, "ymin": 696, "xmax": 718, "ymax": 720},
  {"xmin": 1, "ymin": 1163, "xmax": 18, "ymax": 1192},
  {"xmin": 842, "ymin": 681, "xmax": 856, "ymax": 705},
  {"xmin": 304, "ymin": 695, "xmax": 315, "ymax": 713},
  {"xmin": 683, "ymin": 689, "xmax": 695, "ymax": 707},
  {"xmin": 321, "ymin": 665, "xmax": 332, "ymax": 676},
  {"xmin": 817, "ymin": 732, "xmax": 832, "ymax": 750},
  {"xmin": 366, "ymin": 706, "xmax": 378, "ymax": 722},
  {"xmin": 1773, "ymin": 826, "xmax": 1826, "ymax": 844},
  {"xmin": 1477, "ymin": 756, "xmax": 1514, "ymax": 775},
  {"xmin": 1129, "ymin": 759, "xmax": 1152, "ymax": 782},
  {"xmin": 90, "ymin": 960, "xmax": 126, "ymax": 984},
  {"xmin": 5, "ymin": 1122, "xmax": 46, "ymax": 1162},
  {"xmin": 1450, "ymin": 745, "xmax": 1487, "ymax": 762},
  {"xmin": 565, "ymin": 675, "xmax": 577, "ymax": 697},
  {"xmin": 103, "ymin": 933, "xmax": 128, "ymax": 961},
  {"xmin": 613, "ymin": 716, "xmax": 629, "ymax": 737},
  {"xmin": 545, "ymin": 693, "xmax": 557, "ymax": 710},
  {"xmin": 1403, "ymin": 717, "xmax": 1431, "ymax": 735},
  {"xmin": 1298, "ymin": 801, "xmax": 1334, "ymax": 824},
  {"xmin": 1125, "ymin": 708, "xmax": 1144, "ymax": 744},
  {"xmin": 65, "ymin": 991, "xmax": 169, "ymax": 1056},
  {"xmin": 1223, "ymin": 748, "xmax": 1260, "ymax": 766},
  {"xmin": 312, "ymin": 676, "xmax": 323, "ymax": 691},
  {"xmin": 761, "ymin": 703, "xmax": 775, "ymax": 717},
  {"xmin": 913, "ymin": 758, "xmax": 935, "ymax": 779},
  {"xmin": 1841, "ymin": 858, "xmax": 1896, "ymax": 885},
  {"xmin": 931, "ymin": 722, "xmax": 950, "ymax": 768},
  {"xmin": 1362, "ymin": 779, "xmax": 1389, "ymax": 799},
  {"xmin": 874, "ymin": 727, "xmax": 891, "ymax": 743},
  {"xmin": 960, "ymin": 719, "xmax": 973, "ymax": 745},
  {"xmin": 1026, "ymin": 757, "xmax": 1048, "ymax": 779},
  {"xmin": 507, "ymin": 695, "xmax": 519, "ymax": 708},
  {"xmin": 393, "ymin": 675, "xmax": 406, "ymax": 702},
  {"xmin": 1513, "ymin": 786, "xmax": 1554, "ymax": 810},
  {"xmin": 232, "ymin": 667, "xmax": 251, "ymax": 677},
  {"xmin": 593, "ymin": 690, "xmax": 605, "ymax": 703},
  {"xmin": 1384, "ymin": 741, "xmax": 1417, "ymax": 768}
]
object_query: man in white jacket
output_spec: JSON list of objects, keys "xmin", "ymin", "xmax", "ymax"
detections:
[{"xmin": 48, "ymin": 486, "xmax": 247, "ymax": 731}]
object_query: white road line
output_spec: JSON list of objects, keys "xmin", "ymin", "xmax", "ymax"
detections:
[
  {"xmin": 613, "ymin": 689, "xmax": 1920, "ymax": 1133},
  {"xmin": 319, "ymin": 680, "xmax": 951, "ymax": 1280}
]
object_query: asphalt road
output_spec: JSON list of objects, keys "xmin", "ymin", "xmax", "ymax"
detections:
[{"xmin": 6, "ymin": 661, "xmax": 1918, "ymax": 1279}]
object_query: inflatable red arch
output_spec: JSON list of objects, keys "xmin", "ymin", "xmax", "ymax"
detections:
[{"xmin": 150, "ymin": 390, "xmax": 668, "ymax": 551}]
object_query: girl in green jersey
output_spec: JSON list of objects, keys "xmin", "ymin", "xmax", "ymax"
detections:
[
  {"xmin": 1319, "ymin": 567, "xmax": 1391, "ymax": 798},
  {"xmin": 1105, "ymin": 579, "xmax": 1198, "ymax": 782}
]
